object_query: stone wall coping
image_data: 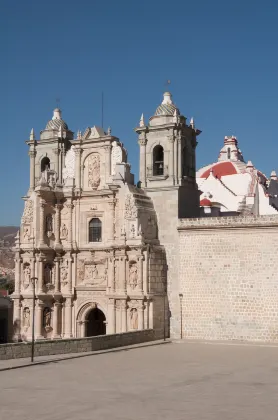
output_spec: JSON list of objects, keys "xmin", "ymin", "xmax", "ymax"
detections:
[
  {"xmin": 0, "ymin": 329, "xmax": 153, "ymax": 349},
  {"xmin": 178, "ymin": 215, "xmax": 278, "ymax": 230}
]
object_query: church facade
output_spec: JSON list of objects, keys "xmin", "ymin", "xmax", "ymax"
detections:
[{"xmin": 12, "ymin": 92, "xmax": 278, "ymax": 344}]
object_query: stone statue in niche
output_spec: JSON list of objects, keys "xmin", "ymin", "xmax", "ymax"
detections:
[
  {"xmin": 129, "ymin": 263, "xmax": 138, "ymax": 290},
  {"xmin": 61, "ymin": 223, "xmax": 68, "ymax": 240},
  {"xmin": 111, "ymin": 141, "xmax": 123, "ymax": 175},
  {"xmin": 130, "ymin": 308, "xmax": 138, "ymax": 330},
  {"xmin": 23, "ymin": 308, "xmax": 30, "ymax": 329},
  {"xmin": 88, "ymin": 154, "xmax": 100, "ymax": 189},
  {"xmin": 43, "ymin": 308, "xmax": 51, "ymax": 328},
  {"xmin": 45, "ymin": 214, "xmax": 53, "ymax": 237},
  {"xmin": 23, "ymin": 226, "xmax": 30, "ymax": 240},
  {"xmin": 44, "ymin": 264, "xmax": 52, "ymax": 285},
  {"xmin": 23, "ymin": 264, "xmax": 31, "ymax": 286}
]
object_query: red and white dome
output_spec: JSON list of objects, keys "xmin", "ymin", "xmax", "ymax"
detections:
[{"xmin": 197, "ymin": 136, "xmax": 274, "ymax": 216}]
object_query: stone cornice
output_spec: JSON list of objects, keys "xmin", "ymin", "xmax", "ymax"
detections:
[{"xmin": 178, "ymin": 215, "xmax": 278, "ymax": 231}]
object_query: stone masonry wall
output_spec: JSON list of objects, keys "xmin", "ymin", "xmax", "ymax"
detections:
[
  {"xmin": 0, "ymin": 329, "xmax": 155, "ymax": 360},
  {"xmin": 178, "ymin": 215, "xmax": 278, "ymax": 342}
]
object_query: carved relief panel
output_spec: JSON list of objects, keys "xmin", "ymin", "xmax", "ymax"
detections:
[{"xmin": 87, "ymin": 153, "xmax": 100, "ymax": 190}]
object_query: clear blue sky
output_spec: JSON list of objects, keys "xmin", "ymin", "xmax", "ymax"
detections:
[{"xmin": 1, "ymin": 0, "xmax": 278, "ymax": 225}]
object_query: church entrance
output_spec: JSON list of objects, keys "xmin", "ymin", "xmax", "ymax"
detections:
[{"xmin": 85, "ymin": 307, "xmax": 106, "ymax": 337}]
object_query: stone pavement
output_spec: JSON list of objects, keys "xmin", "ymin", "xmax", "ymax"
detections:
[{"xmin": 0, "ymin": 340, "xmax": 278, "ymax": 420}]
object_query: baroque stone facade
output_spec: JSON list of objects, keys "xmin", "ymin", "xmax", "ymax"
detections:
[
  {"xmin": 13, "ymin": 107, "xmax": 167, "ymax": 341},
  {"xmin": 12, "ymin": 92, "xmax": 278, "ymax": 344}
]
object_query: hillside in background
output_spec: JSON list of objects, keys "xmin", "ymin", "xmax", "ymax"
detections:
[{"xmin": 0, "ymin": 226, "xmax": 19, "ymax": 280}]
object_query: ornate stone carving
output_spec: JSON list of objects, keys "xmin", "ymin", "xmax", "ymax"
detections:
[
  {"xmin": 111, "ymin": 141, "xmax": 123, "ymax": 175},
  {"xmin": 77, "ymin": 259, "xmax": 85, "ymax": 283},
  {"xmin": 124, "ymin": 194, "xmax": 137, "ymax": 219},
  {"xmin": 130, "ymin": 224, "xmax": 136, "ymax": 238},
  {"xmin": 63, "ymin": 146, "xmax": 75, "ymax": 180},
  {"xmin": 23, "ymin": 307, "xmax": 30, "ymax": 330},
  {"xmin": 43, "ymin": 307, "xmax": 52, "ymax": 331},
  {"xmin": 88, "ymin": 154, "xmax": 100, "ymax": 189},
  {"xmin": 61, "ymin": 265, "xmax": 68, "ymax": 286},
  {"xmin": 61, "ymin": 223, "xmax": 68, "ymax": 240},
  {"xmin": 129, "ymin": 262, "xmax": 138, "ymax": 289},
  {"xmin": 84, "ymin": 264, "xmax": 98, "ymax": 281},
  {"xmin": 21, "ymin": 200, "xmax": 33, "ymax": 224},
  {"xmin": 83, "ymin": 262, "xmax": 107, "ymax": 286}
]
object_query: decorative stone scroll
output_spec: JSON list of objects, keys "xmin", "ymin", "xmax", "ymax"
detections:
[
  {"xmin": 124, "ymin": 193, "xmax": 137, "ymax": 219},
  {"xmin": 88, "ymin": 154, "xmax": 100, "ymax": 189},
  {"xmin": 21, "ymin": 200, "xmax": 33, "ymax": 224}
]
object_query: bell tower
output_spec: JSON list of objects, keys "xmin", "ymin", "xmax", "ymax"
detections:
[
  {"xmin": 135, "ymin": 91, "xmax": 201, "ymax": 218},
  {"xmin": 135, "ymin": 91, "xmax": 201, "ymax": 337}
]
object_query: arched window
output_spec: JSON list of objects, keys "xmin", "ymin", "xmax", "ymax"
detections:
[
  {"xmin": 153, "ymin": 145, "xmax": 164, "ymax": 176},
  {"xmin": 41, "ymin": 157, "xmax": 50, "ymax": 172},
  {"xmin": 89, "ymin": 218, "xmax": 102, "ymax": 242},
  {"xmin": 227, "ymin": 148, "xmax": 231, "ymax": 160}
]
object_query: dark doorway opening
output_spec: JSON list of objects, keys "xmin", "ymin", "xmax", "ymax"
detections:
[
  {"xmin": 0, "ymin": 310, "xmax": 8, "ymax": 344},
  {"xmin": 86, "ymin": 307, "xmax": 106, "ymax": 337}
]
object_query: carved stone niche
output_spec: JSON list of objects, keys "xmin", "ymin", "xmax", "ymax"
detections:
[
  {"xmin": 43, "ymin": 307, "xmax": 52, "ymax": 334},
  {"xmin": 43, "ymin": 263, "xmax": 54, "ymax": 291},
  {"xmin": 23, "ymin": 225, "xmax": 31, "ymax": 242},
  {"xmin": 128, "ymin": 261, "xmax": 138, "ymax": 290},
  {"xmin": 22, "ymin": 263, "xmax": 31, "ymax": 289},
  {"xmin": 60, "ymin": 223, "xmax": 68, "ymax": 240},
  {"xmin": 60, "ymin": 263, "xmax": 68, "ymax": 287}
]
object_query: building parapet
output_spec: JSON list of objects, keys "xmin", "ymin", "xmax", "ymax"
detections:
[{"xmin": 178, "ymin": 214, "xmax": 278, "ymax": 230}]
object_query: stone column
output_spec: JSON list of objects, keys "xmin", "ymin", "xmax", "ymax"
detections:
[
  {"xmin": 137, "ymin": 255, "xmax": 144, "ymax": 294},
  {"xmin": 64, "ymin": 299, "xmax": 72, "ymax": 338},
  {"xmin": 14, "ymin": 255, "xmax": 21, "ymax": 294},
  {"xmin": 104, "ymin": 145, "xmax": 111, "ymax": 184},
  {"xmin": 139, "ymin": 137, "xmax": 147, "ymax": 187},
  {"xmin": 121, "ymin": 301, "xmax": 127, "ymax": 332},
  {"xmin": 39, "ymin": 200, "xmax": 45, "ymax": 246},
  {"xmin": 107, "ymin": 200, "xmax": 115, "ymax": 242},
  {"xmin": 169, "ymin": 135, "xmax": 175, "ymax": 184},
  {"xmin": 108, "ymin": 256, "xmax": 114, "ymax": 292},
  {"xmin": 28, "ymin": 150, "xmax": 36, "ymax": 191},
  {"xmin": 138, "ymin": 301, "xmax": 144, "ymax": 330},
  {"xmin": 107, "ymin": 298, "xmax": 116, "ymax": 334},
  {"xmin": 149, "ymin": 300, "xmax": 153, "ymax": 329},
  {"xmin": 53, "ymin": 301, "xmax": 61, "ymax": 338},
  {"xmin": 54, "ymin": 258, "xmax": 60, "ymax": 293},
  {"xmin": 67, "ymin": 203, "xmax": 73, "ymax": 246},
  {"xmin": 35, "ymin": 301, "xmax": 44, "ymax": 339},
  {"xmin": 67, "ymin": 257, "xmax": 73, "ymax": 294},
  {"xmin": 54, "ymin": 203, "xmax": 62, "ymax": 246},
  {"xmin": 54, "ymin": 149, "xmax": 60, "ymax": 182},
  {"xmin": 38, "ymin": 257, "xmax": 44, "ymax": 293},
  {"xmin": 174, "ymin": 134, "xmax": 178, "ymax": 184},
  {"xmin": 75, "ymin": 148, "xmax": 82, "ymax": 191},
  {"xmin": 178, "ymin": 136, "xmax": 182, "ymax": 183},
  {"xmin": 13, "ymin": 301, "xmax": 22, "ymax": 341},
  {"xmin": 119, "ymin": 256, "xmax": 127, "ymax": 293}
]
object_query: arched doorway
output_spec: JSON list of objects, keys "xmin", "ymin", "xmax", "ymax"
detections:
[{"xmin": 85, "ymin": 307, "xmax": 106, "ymax": 337}]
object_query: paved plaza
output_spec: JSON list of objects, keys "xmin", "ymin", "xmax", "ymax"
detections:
[{"xmin": 0, "ymin": 341, "xmax": 278, "ymax": 420}]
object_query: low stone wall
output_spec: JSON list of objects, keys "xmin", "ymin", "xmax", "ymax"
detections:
[{"xmin": 0, "ymin": 329, "xmax": 155, "ymax": 360}]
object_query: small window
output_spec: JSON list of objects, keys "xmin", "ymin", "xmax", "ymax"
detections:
[
  {"xmin": 89, "ymin": 218, "xmax": 102, "ymax": 242},
  {"xmin": 153, "ymin": 145, "xmax": 164, "ymax": 176},
  {"xmin": 41, "ymin": 157, "xmax": 50, "ymax": 172},
  {"xmin": 227, "ymin": 148, "xmax": 231, "ymax": 159}
]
